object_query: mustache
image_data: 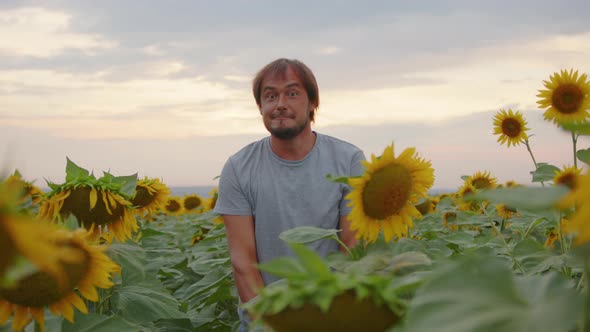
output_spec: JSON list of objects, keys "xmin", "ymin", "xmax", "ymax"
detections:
[{"xmin": 271, "ymin": 110, "xmax": 294, "ymax": 119}]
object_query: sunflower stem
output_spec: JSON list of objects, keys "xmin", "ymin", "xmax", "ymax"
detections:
[
  {"xmin": 334, "ymin": 237, "xmax": 354, "ymax": 259},
  {"xmin": 484, "ymin": 204, "xmax": 525, "ymax": 274},
  {"xmin": 572, "ymin": 132, "xmax": 579, "ymax": 169},
  {"xmin": 524, "ymin": 140, "xmax": 544, "ymax": 187}
]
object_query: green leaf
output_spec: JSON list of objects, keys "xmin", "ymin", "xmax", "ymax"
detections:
[
  {"xmin": 63, "ymin": 214, "xmax": 80, "ymax": 230},
  {"xmin": 289, "ymin": 243, "xmax": 333, "ymax": 278},
  {"xmin": 513, "ymin": 239, "xmax": 566, "ymax": 274},
  {"xmin": 257, "ymin": 257, "xmax": 307, "ymax": 279},
  {"xmin": 325, "ymin": 173, "xmax": 351, "ymax": 185},
  {"xmin": 465, "ymin": 186, "xmax": 569, "ymax": 210},
  {"xmin": 530, "ymin": 163, "xmax": 560, "ymax": 183},
  {"xmin": 279, "ymin": 226, "xmax": 341, "ymax": 245},
  {"xmin": 114, "ymin": 283, "xmax": 187, "ymax": 324},
  {"xmin": 65, "ymin": 157, "xmax": 90, "ymax": 182},
  {"xmin": 112, "ymin": 173, "xmax": 138, "ymax": 198},
  {"xmin": 62, "ymin": 313, "xmax": 138, "ymax": 332},
  {"xmin": 561, "ymin": 121, "xmax": 590, "ymax": 135},
  {"xmin": 577, "ymin": 147, "xmax": 590, "ymax": 165},
  {"xmin": 400, "ymin": 256, "xmax": 583, "ymax": 332}
]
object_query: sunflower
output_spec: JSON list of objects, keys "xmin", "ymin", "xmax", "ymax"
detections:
[
  {"xmin": 415, "ymin": 198, "xmax": 435, "ymax": 216},
  {"xmin": 164, "ymin": 196, "xmax": 183, "ymax": 216},
  {"xmin": 202, "ymin": 187, "xmax": 219, "ymax": 212},
  {"xmin": 183, "ymin": 194, "xmax": 203, "ymax": 212},
  {"xmin": 442, "ymin": 211, "xmax": 459, "ymax": 231},
  {"xmin": 537, "ymin": 69, "xmax": 590, "ymax": 126},
  {"xmin": 346, "ymin": 144, "xmax": 434, "ymax": 243},
  {"xmin": 466, "ymin": 171, "xmax": 497, "ymax": 190},
  {"xmin": 131, "ymin": 177, "xmax": 170, "ymax": 216},
  {"xmin": 560, "ymin": 170, "xmax": 590, "ymax": 245},
  {"xmin": 1, "ymin": 171, "xmax": 44, "ymax": 205},
  {"xmin": 504, "ymin": 180, "xmax": 522, "ymax": 188},
  {"xmin": 553, "ymin": 165, "xmax": 581, "ymax": 190},
  {"xmin": 38, "ymin": 186, "xmax": 138, "ymax": 243},
  {"xmin": 0, "ymin": 185, "xmax": 82, "ymax": 288},
  {"xmin": 455, "ymin": 183, "xmax": 480, "ymax": 212},
  {"xmin": 0, "ymin": 228, "xmax": 120, "ymax": 332},
  {"xmin": 544, "ymin": 228, "xmax": 559, "ymax": 248},
  {"xmin": 495, "ymin": 204, "xmax": 518, "ymax": 220},
  {"xmin": 492, "ymin": 109, "xmax": 529, "ymax": 147}
]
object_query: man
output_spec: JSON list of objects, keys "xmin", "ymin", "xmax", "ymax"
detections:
[{"xmin": 214, "ymin": 58, "xmax": 365, "ymax": 329}]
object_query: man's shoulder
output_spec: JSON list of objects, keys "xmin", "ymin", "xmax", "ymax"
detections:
[
  {"xmin": 226, "ymin": 136, "xmax": 268, "ymax": 166},
  {"xmin": 317, "ymin": 133, "xmax": 363, "ymax": 154}
]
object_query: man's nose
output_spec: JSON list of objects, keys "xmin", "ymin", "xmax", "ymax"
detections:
[{"xmin": 276, "ymin": 93, "xmax": 288, "ymax": 109}]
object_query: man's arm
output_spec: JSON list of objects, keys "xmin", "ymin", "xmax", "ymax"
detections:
[
  {"xmin": 223, "ymin": 214, "xmax": 265, "ymax": 303},
  {"xmin": 338, "ymin": 215, "xmax": 358, "ymax": 253}
]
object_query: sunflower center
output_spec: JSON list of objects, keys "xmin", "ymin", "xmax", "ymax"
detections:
[
  {"xmin": 552, "ymin": 84, "xmax": 583, "ymax": 114},
  {"xmin": 61, "ymin": 187, "xmax": 125, "ymax": 228},
  {"xmin": 131, "ymin": 186, "xmax": 155, "ymax": 208},
  {"xmin": 166, "ymin": 200, "xmax": 181, "ymax": 213},
  {"xmin": 0, "ymin": 242, "xmax": 90, "ymax": 307},
  {"xmin": 184, "ymin": 196, "xmax": 202, "ymax": 210},
  {"xmin": 471, "ymin": 178, "xmax": 492, "ymax": 190},
  {"xmin": 555, "ymin": 174, "xmax": 576, "ymax": 190},
  {"xmin": 362, "ymin": 164, "xmax": 412, "ymax": 220},
  {"xmin": 0, "ymin": 222, "xmax": 16, "ymax": 275},
  {"xmin": 501, "ymin": 118, "xmax": 522, "ymax": 137}
]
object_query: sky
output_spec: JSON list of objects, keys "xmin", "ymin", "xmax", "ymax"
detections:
[{"xmin": 1, "ymin": 0, "xmax": 589, "ymax": 190}]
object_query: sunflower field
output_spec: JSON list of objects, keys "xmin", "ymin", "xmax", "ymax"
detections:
[{"xmin": 1, "ymin": 68, "xmax": 590, "ymax": 332}]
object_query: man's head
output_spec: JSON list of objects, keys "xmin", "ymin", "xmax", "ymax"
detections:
[{"xmin": 252, "ymin": 58, "xmax": 319, "ymax": 122}]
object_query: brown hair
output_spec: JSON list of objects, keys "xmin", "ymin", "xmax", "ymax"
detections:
[{"xmin": 252, "ymin": 58, "xmax": 320, "ymax": 122}]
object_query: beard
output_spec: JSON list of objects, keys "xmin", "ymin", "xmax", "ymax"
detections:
[{"xmin": 267, "ymin": 110, "xmax": 310, "ymax": 140}]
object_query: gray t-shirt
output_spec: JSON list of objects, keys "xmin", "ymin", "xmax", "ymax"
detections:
[{"xmin": 214, "ymin": 132, "xmax": 366, "ymax": 284}]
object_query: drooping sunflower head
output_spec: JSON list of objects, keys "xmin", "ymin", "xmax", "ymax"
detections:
[
  {"xmin": 537, "ymin": 69, "xmax": 590, "ymax": 126},
  {"xmin": 415, "ymin": 198, "xmax": 435, "ymax": 216},
  {"xmin": 346, "ymin": 144, "xmax": 435, "ymax": 243},
  {"xmin": 1, "ymin": 171, "xmax": 44, "ymax": 205},
  {"xmin": 553, "ymin": 165, "xmax": 582, "ymax": 190},
  {"xmin": 131, "ymin": 177, "xmax": 170, "ymax": 216},
  {"xmin": 495, "ymin": 203, "xmax": 518, "ymax": 220},
  {"xmin": 0, "ymin": 228, "xmax": 120, "ymax": 332},
  {"xmin": 164, "ymin": 196, "xmax": 183, "ymax": 216},
  {"xmin": 466, "ymin": 171, "xmax": 497, "ymax": 190},
  {"xmin": 36, "ymin": 158, "xmax": 139, "ymax": 243},
  {"xmin": 492, "ymin": 109, "xmax": 529, "ymax": 147},
  {"xmin": 183, "ymin": 194, "xmax": 203, "ymax": 212}
]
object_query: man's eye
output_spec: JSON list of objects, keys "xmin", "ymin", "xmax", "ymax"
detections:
[
  {"xmin": 288, "ymin": 91, "xmax": 298, "ymax": 97},
  {"xmin": 265, "ymin": 94, "xmax": 276, "ymax": 100}
]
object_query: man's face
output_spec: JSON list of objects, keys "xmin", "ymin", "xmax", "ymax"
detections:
[{"xmin": 259, "ymin": 67, "xmax": 314, "ymax": 140}]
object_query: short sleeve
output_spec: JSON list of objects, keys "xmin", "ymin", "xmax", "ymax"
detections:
[
  {"xmin": 214, "ymin": 157, "xmax": 252, "ymax": 216},
  {"xmin": 339, "ymin": 150, "xmax": 366, "ymax": 215}
]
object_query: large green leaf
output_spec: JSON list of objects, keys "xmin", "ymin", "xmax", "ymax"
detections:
[
  {"xmin": 465, "ymin": 186, "xmax": 569, "ymax": 210},
  {"xmin": 112, "ymin": 173, "xmax": 138, "ymax": 198},
  {"xmin": 577, "ymin": 147, "xmax": 590, "ymax": 165},
  {"xmin": 512, "ymin": 239, "xmax": 567, "ymax": 274},
  {"xmin": 62, "ymin": 313, "xmax": 138, "ymax": 332},
  {"xmin": 65, "ymin": 157, "xmax": 90, "ymax": 182},
  {"xmin": 114, "ymin": 283, "xmax": 187, "ymax": 324},
  {"xmin": 257, "ymin": 257, "xmax": 308, "ymax": 279},
  {"xmin": 107, "ymin": 243, "xmax": 147, "ymax": 285},
  {"xmin": 289, "ymin": 243, "xmax": 333, "ymax": 279},
  {"xmin": 530, "ymin": 163, "xmax": 559, "ymax": 183},
  {"xmin": 279, "ymin": 226, "xmax": 340, "ymax": 244},
  {"xmin": 397, "ymin": 256, "xmax": 583, "ymax": 332}
]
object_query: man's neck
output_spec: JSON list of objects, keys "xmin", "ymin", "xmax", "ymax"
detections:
[{"xmin": 270, "ymin": 129, "xmax": 317, "ymax": 161}]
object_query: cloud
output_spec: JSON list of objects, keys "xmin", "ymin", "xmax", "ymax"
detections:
[{"xmin": 0, "ymin": 7, "xmax": 116, "ymax": 57}]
